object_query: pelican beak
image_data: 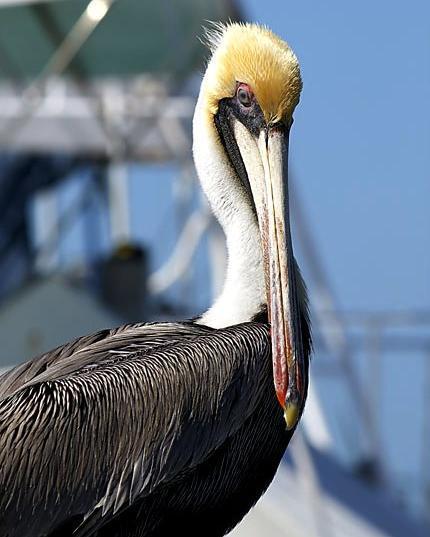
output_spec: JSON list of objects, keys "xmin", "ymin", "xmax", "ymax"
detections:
[
  {"xmin": 230, "ymin": 115, "xmax": 306, "ymax": 429},
  {"xmin": 256, "ymin": 126, "xmax": 305, "ymax": 430}
]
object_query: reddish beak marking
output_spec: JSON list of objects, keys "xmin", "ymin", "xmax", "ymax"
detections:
[{"xmin": 256, "ymin": 128, "xmax": 303, "ymax": 429}]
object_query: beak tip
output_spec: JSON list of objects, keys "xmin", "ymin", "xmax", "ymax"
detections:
[{"xmin": 283, "ymin": 401, "xmax": 300, "ymax": 430}]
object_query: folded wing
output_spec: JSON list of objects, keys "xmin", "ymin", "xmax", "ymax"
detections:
[{"xmin": 0, "ymin": 321, "xmax": 271, "ymax": 537}]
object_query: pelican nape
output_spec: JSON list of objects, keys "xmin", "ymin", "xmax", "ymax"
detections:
[{"xmin": 0, "ymin": 23, "xmax": 311, "ymax": 537}]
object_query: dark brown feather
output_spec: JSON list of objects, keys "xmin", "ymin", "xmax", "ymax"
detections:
[{"xmin": 0, "ymin": 317, "xmax": 310, "ymax": 537}]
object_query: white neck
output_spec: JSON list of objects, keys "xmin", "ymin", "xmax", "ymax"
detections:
[{"xmin": 192, "ymin": 96, "xmax": 265, "ymax": 328}]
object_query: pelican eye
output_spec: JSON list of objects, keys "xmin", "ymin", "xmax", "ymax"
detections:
[{"xmin": 236, "ymin": 84, "xmax": 252, "ymax": 107}]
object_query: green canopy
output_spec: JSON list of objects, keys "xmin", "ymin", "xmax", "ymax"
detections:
[{"xmin": 0, "ymin": 0, "xmax": 241, "ymax": 81}]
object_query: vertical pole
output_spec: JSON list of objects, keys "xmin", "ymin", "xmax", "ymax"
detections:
[
  {"xmin": 207, "ymin": 220, "xmax": 227, "ymax": 301},
  {"xmin": 107, "ymin": 160, "xmax": 130, "ymax": 245},
  {"xmin": 34, "ymin": 187, "xmax": 59, "ymax": 273},
  {"xmin": 366, "ymin": 320, "xmax": 384, "ymax": 484},
  {"xmin": 173, "ymin": 162, "xmax": 194, "ymax": 306}
]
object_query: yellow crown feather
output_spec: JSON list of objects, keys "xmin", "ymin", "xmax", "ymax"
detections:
[{"xmin": 201, "ymin": 23, "xmax": 302, "ymax": 124}]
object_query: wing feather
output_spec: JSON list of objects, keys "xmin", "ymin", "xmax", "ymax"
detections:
[{"xmin": 0, "ymin": 321, "xmax": 271, "ymax": 537}]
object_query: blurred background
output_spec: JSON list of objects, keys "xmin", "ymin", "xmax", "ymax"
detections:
[{"xmin": 0, "ymin": 0, "xmax": 428, "ymax": 535}]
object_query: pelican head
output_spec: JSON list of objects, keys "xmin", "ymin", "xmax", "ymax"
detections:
[{"xmin": 193, "ymin": 23, "xmax": 306, "ymax": 429}]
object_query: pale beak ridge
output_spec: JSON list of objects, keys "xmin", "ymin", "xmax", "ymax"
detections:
[{"xmin": 257, "ymin": 127, "xmax": 305, "ymax": 430}]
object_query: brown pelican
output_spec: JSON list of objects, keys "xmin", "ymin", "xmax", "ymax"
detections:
[{"xmin": 0, "ymin": 23, "xmax": 310, "ymax": 537}]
